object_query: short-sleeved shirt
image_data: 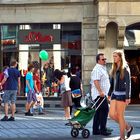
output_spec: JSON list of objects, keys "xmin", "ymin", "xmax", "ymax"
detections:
[
  {"xmin": 90, "ymin": 64, "xmax": 110, "ymax": 100},
  {"xmin": 33, "ymin": 74, "xmax": 41, "ymax": 93},
  {"xmin": 25, "ymin": 72, "xmax": 34, "ymax": 93},
  {"xmin": 64, "ymin": 75, "xmax": 71, "ymax": 91},
  {"xmin": 4, "ymin": 68, "xmax": 20, "ymax": 90},
  {"xmin": 60, "ymin": 75, "xmax": 71, "ymax": 94},
  {"xmin": 0, "ymin": 72, "xmax": 4, "ymax": 82}
]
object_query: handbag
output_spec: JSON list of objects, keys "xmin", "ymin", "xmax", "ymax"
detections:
[{"xmin": 71, "ymin": 89, "xmax": 81, "ymax": 98}]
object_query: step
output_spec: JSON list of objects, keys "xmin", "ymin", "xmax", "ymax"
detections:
[
  {"xmin": 17, "ymin": 96, "xmax": 61, "ymax": 100},
  {"xmin": 16, "ymin": 96, "xmax": 62, "ymax": 108}
]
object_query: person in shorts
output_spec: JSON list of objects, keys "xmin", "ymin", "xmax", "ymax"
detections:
[
  {"xmin": 108, "ymin": 50, "xmax": 133, "ymax": 140},
  {"xmin": 0, "ymin": 60, "xmax": 20, "ymax": 121},
  {"xmin": 25, "ymin": 64, "xmax": 37, "ymax": 116}
]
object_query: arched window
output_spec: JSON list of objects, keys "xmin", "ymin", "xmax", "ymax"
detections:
[{"xmin": 106, "ymin": 22, "xmax": 118, "ymax": 48}]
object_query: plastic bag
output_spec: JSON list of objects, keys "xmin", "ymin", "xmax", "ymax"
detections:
[{"xmin": 80, "ymin": 97, "xmax": 87, "ymax": 107}]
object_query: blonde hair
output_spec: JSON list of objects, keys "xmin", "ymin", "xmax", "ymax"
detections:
[{"xmin": 110, "ymin": 50, "xmax": 128, "ymax": 79}]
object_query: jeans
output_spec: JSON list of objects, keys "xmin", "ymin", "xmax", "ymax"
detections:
[
  {"xmin": 30, "ymin": 105, "xmax": 43, "ymax": 113},
  {"xmin": 93, "ymin": 96, "xmax": 109, "ymax": 133}
]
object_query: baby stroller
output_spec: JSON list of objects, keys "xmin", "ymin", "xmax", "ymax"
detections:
[{"xmin": 66, "ymin": 96, "xmax": 106, "ymax": 138}]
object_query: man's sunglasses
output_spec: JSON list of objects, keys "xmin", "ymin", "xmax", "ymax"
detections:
[{"xmin": 101, "ymin": 58, "xmax": 107, "ymax": 61}]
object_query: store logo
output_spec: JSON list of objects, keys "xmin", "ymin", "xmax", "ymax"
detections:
[
  {"xmin": 18, "ymin": 29, "xmax": 60, "ymax": 44},
  {"xmin": 24, "ymin": 32, "xmax": 54, "ymax": 43}
]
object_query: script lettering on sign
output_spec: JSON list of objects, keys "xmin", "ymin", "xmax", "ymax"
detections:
[
  {"xmin": 24, "ymin": 32, "xmax": 54, "ymax": 43},
  {"xmin": 18, "ymin": 29, "xmax": 60, "ymax": 44}
]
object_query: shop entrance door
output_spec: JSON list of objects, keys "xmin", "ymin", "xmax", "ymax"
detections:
[{"xmin": 125, "ymin": 50, "xmax": 140, "ymax": 104}]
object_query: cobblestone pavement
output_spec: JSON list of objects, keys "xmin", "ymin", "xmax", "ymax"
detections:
[{"xmin": 0, "ymin": 105, "xmax": 140, "ymax": 140}]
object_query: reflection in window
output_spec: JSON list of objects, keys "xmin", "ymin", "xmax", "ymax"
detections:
[
  {"xmin": 0, "ymin": 23, "xmax": 81, "ymax": 97},
  {"xmin": 124, "ymin": 23, "xmax": 140, "ymax": 47}
]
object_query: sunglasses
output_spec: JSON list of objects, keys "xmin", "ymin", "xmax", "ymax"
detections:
[{"xmin": 101, "ymin": 58, "xmax": 107, "ymax": 61}]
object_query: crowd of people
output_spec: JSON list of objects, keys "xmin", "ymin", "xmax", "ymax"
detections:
[
  {"xmin": 0, "ymin": 50, "xmax": 134, "ymax": 140},
  {"xmin": 0, "ymin": 60, "xmax": 83, "ymax": 119}
]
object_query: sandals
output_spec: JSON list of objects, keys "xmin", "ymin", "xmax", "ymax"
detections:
[
  {"xmin": 127, "ymin": 126, "xmax": 133, "ymax": 138},
  {"xmin": 118, "ymin": 125, "xmax": 133, "ymax": 140},
  {"xmin": 118, "ymin": 126, "xmax": 134, "ymax": 140}
]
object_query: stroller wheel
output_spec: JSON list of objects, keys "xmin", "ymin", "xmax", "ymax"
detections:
[
  {"xmin": 82, "ymin": 129, "xmax": 90, "ymax": 138},
  {"xmin": 71, "ymin": 128, "xmax": 79, "ymax": 138}
]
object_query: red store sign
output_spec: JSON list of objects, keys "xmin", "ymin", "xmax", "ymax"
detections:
[{"xmin": 18, "ymin": 29, "xmax": 60, "ymax": 45}]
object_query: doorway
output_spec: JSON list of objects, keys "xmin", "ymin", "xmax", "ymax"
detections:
[{"xmin": 125, "ymin": 50, "xmax": 140, "ymax": 103}]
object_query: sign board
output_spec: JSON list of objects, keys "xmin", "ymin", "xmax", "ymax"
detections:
[{"xmin": 18, "ymin": 29, "xmax": 60, "ymax": 45}]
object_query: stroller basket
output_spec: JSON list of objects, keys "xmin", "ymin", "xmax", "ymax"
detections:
[
  {"xmin": 67, "ymin": 96, "xmax": 106, "ymax": 138},
  {"xmin": 70, "ymin": 107, "xmax": 96, "ymax": 126},
  {"xmin": 70, "ymin": 96, "xmax": 106, "ymax": 125}
]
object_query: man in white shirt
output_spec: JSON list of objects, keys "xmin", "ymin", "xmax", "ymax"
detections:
[{"xmin": 90, "ymin": 53, "xmax": 111, "ymax": 136}]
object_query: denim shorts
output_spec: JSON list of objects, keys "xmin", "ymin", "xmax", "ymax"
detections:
[
  {"xmin": 3, "ymin": 90, "xmax": 17, "ymax": 104},
  {"xmin": 27, "ymin": 90, "xmax": 37, "ymax": 103},
  {"xmin": 111, "ymin": 93, "xmax": 126, "ymax": 102}
]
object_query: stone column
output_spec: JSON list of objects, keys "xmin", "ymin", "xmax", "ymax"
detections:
[
  {"xmin": 81, "ymin": 2, "xmax": 98, "ymax": 91},
  {"xmin": 18, "ymin": 25, "xmax": 30, "ymax": 71},
  {"xmin": 117, "ymin": 26, "xmax": 125, "ymax": 48},
  {"xmin": 99, "ymin": 27, "xmax": 106, "ymax": 49},
  {"xmin": 82, "ymin": 17, "xmax": 98, "ymax": 91}
]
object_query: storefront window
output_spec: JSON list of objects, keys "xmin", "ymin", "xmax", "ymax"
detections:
[
  {"xmin": 0, "ymin": 23, "xmax": 81, "ymax": 97},
  {"xmin": 124, "ymin": 23, "xmax": 140, "ymax": 102},
  {"xmin": 124, "ymin": 23, "xmax": 140, "ymax": 47}
]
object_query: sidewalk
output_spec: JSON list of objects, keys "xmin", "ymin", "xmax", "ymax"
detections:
[{"xmin": 0, "ymin": 105, "xmax": 140, "ymax": 140}]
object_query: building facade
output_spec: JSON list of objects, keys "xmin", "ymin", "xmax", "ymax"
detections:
[
  {"xmin": 0, "ymin": 0, "xmax": 140, "ymax": 102},
  {"xmin": 98, "ymin": 0, "xmax": 140, "ymax": 103},
  {"xmin": 0, "ymin": 0, "xmax": 98, "ymax": 96}
]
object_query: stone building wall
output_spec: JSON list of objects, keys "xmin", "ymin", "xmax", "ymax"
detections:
[
  {"xmin": 0, "ymin": 0, "xmax": 98, "ymax": 89},
  {"xmin": 98, "ymin": 0, "xmax": 140, "ymax": 63}
]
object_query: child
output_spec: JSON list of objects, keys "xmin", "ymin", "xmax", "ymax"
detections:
[{"xmin": 32, "ymin": 92, "xmax": 44, "ymax": 115}]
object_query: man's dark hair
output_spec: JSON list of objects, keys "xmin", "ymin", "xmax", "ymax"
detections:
[
  {"xmin": 54, "ymin": 69, "xmax": 64, "ymax": 80},
  {"xmin": 96, "ymin": 53, "xmax": 104, "ymax": 63},
  {"xmin": 28, "ymin": 64, "xmax": 34, "ymax": 71},
  {"xmin": 70, "ymin": 67, "xmax": 76, "ymax": 75},
  {"xmin": 10, "ymin": 59, "xmax": 17, "ymax": 66}
]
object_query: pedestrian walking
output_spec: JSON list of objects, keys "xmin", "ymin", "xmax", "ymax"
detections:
[
  {"xmin": 108, "ymin": 50, "xmax": 133, "ymax": 140},
  {"xmin": 33, "ymin": 68, "xmax": 44, "ymax": 115},
  {"xmin": 43, "ymin": 63, "xmax": 54, "ymax": 97},
  {"xmin": 69, "ymin": 67, "xmax": 83, "ymax": 114},
  {"xmin": 75, "ymin": 65, "xmax": 81, "ymax": 79},
  {"xmin": 54, "ymin": 69, "xmax": 72, "ymax": 120},
  {"xmin": 0, "ymin": 66, "xmax": 9, "ymax": 102},
  {"xmin": 90, "ymin": 53, "xmax": 111, "ymax": 136},
  {"xmin": 25, "ymin": 64, "xmax": 37, "ymax": 116},
  {"xmin": 0, "ymin": 60, "xmax": 20, "ymax": 121}
]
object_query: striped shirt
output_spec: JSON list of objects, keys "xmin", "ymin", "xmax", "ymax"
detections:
[{"xmin": 90, "ymin": 64, "xmax": 110, "ymax": 100}]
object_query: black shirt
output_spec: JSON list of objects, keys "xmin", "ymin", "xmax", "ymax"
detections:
[{"xmin": 70, "ymin": 75, "xmax": 81, "ymax": 91}]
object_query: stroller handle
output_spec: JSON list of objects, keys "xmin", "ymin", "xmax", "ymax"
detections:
[{"xmin": 91, "ymin": 96, "xmax": 107, "ymax": 111}]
